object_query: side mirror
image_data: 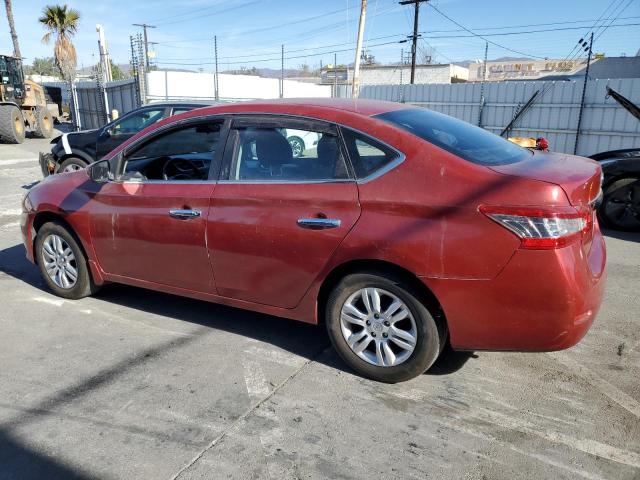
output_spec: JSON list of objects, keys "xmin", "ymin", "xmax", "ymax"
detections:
[{"xmin": 88, "ymin": 159, "xmax": 112, "ymax": 183}]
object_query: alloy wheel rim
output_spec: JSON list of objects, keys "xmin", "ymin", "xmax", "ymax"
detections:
[
  {"xmin": 605, "ymin": 182, "xmax": 640, "ymax": 228},
  {"xmin": 63, "ymin": 163, "xmax": 83, "ymax": 172},
  {"xmin": 42, "ymin": 234, "xmax": 78, "ymax": 289},
  {"xmin": 340, "ymin": 287, "xmax": 417, "ymax": 367},
  {"xmin": 289, "ymin": 139, "xmax": 303, "ymax": 157},
  {"xmin": 14, "ymin": 115, "xmax": 23, "ymax": 134}
]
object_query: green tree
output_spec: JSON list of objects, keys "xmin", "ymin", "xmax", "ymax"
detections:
[
  {"xmin": 39, "ymin": 4, "xmax": 80, "ymax": 81},
  {"xmin": 27, "ymin": 57, "xmax": 57, "ymax": 76},
  {"xmin": 109, "ymin": 60, "xmax": 127, "ymax": 80}
]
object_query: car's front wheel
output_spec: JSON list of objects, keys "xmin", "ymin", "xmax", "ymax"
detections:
[
  {"xmin": 35, "ymin": 221, "xmax": 99, "ymax": 299},
  {"xmin": 326, "ymin": 272, "xmax": 444, "ymax": 383},
  {"xmin": 58, "ymin": 157, "xmax": 88, "ymax": 173}
]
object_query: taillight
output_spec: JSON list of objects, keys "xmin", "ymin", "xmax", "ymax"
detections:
[{"xmin": 480, "ymin": 205, "xmax": 593, "ymax": 249}]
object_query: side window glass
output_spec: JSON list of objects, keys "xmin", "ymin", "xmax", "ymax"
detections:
[
  {"xmin": 122, "ymin": 122, "xmax": 221, "ymax": 181},
  {"xmin": 228, "ymin": 126, "xmax": 350, "ymax": 182},
  {"xmin": 113, "ymin": 109, "xmax": 164, "ymax": 134},
  {"xmin": 171, "ymin": 108, "xmax": 192, "ymax": 116},
  {"xmin": 341, "ymin": 128, "xmax": 399, "ymax": 179}
]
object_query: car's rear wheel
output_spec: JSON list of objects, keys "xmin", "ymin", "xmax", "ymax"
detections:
[
  {"xmin": 35, "ymin": 221, "xmax": 99, "ymax": 299},
  {"xmin": 600, "ymin": 177, "xmax": 640, "ymax": 231},
  {"xmin": 326, "ymin": 272, "xmax": 444, "ymax": 383},
  {"xmin": 58, "ymin": 157, "xmax": 88, "ymax": 173}
]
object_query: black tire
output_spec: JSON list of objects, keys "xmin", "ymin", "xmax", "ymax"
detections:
[
  {"xmin": 599, "ymin": 177, "xmax": 640, "ymax": 232},
  {"xmin": 57, "ymin": 157, "xmax": 88, "ymax": 174},
  {"xmin": 288, "ymin": 136, "xmax": 305, "ymax": 158},
  {"xmin": 35, "ymin": 221, "xmax": 99, "ymax": 299},
  {"xmin": 33, "ymin": 107, "xmax": 54, "ymax": 138},
  {"xmin": 326, "ymin": 272, "xmax": 444, "ymax": 383},
  {"xmin": 0, "ymin": 104, "xmax": 25, "ymax": 143}
]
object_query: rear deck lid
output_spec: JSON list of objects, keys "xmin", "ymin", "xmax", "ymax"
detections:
[{"xmin": 489, "ymin": 152, "xmax": 602, "ymax": 206}]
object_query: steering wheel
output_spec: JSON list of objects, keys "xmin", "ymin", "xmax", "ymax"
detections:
[{"xmin": 162, "ymin": 157, "xmax": 202, "ymax": 180}]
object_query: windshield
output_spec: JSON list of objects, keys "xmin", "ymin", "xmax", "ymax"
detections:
[{"xmin": 375, "ymin": 108, "xmax": 531, "ymax": 166}]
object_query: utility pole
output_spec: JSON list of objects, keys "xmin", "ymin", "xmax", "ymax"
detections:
[
  {"xmin": 478, "ymin": 41, "xmax": 488, "ymax": 127},
  {"xmin": 351, "ymin": 0, "xmax": 367, "ymax": 98},
  {"xmin": 133, "ymin": 23, "xmax": 156, "ymax": 70},
  {"xmin": 574, "ymin": 32, "xmax": 593, "ymax": 155},
  {"xmin": 280, "ymin": 44, "xmax": 284, "ymax": 98},
  {"xmin": 333, "ymin": 52, "xmax": 338, "ymax": 98},
  {"xmin": 399, "ymin": 0, "xmax": 428, "ymax": 84},
  {"xmin": 214, "ymin": 36, "xmax": 219, "ymax": 101}
]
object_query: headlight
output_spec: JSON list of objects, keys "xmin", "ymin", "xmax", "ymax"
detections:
[{"xmin": 22, "ymin": 193, "xmax": 33, "ymax": 212}]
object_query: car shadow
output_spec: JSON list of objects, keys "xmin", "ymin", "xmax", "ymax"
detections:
[
  {"xmin": 0, "ymin": 243, "xmax": 474, "ymax": 377},
  {"xmin": 602, "ymin": 227, "xmax": 640, "ymax": 243}
]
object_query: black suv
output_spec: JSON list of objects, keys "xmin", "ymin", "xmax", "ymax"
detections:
[{"xmin": 39, "ymin": 102, "xmax": 211, "ymax": 175}]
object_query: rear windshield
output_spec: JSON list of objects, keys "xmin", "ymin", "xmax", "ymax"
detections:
[{"xmin": 375, "ymin": 108, "xmax": 531, "ymax": 166}]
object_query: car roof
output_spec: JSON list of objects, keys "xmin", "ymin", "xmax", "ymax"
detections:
[
  {"xmin": 145, "ymin": 101, "xmax": 221, "ymax": 108},
  {"xmin": 184, "ymin": 98, "xmax": 414, "ymax": 118}
]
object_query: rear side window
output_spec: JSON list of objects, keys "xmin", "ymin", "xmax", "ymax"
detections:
[
  {"xmin": 341, "ymin": 128, "xmax": 400, "ymax": 179},
  {"xmin": 375, "ymin": 108, "xmax": 531, "ymax": 166}
]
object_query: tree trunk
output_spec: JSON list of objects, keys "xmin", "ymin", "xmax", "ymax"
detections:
[{"xmin": 4, "ymin": 0, "xmax": 22, "ymax": 59}]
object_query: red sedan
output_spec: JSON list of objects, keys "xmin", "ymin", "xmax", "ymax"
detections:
[{"xmin": 20, "ymin": 99, "xmax": 606, "ymax": 383}]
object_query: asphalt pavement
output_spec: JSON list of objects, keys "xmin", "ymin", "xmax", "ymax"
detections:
[{"xmin": 0, "ymin": 133, "xmax": 639, "ymax": 479}]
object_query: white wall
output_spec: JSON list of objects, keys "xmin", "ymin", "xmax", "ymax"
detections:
[{"xmin": 147, "ymin": 70, "xmax": 331, "ymax": 101}]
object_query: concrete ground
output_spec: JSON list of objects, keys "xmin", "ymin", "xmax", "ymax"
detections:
[{"xmin": 0, "ymin": 134, "xmax": 639, "ymax": 480}]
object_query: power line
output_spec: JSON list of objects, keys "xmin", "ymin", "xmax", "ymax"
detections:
[
  {"xmin": 156, "ymin": 40, "xmax": 402, "ymax": 67},
  {"xmin": 155, "ymin": 1, "xmax": 260, "ymax": 26},
  {"xmin": 154, "ymin": 22, "xmax": 638, "ymax": 63},
  {"xmin": 421, "ymin": 22, "xmax": 640, "ymax": 39},
  {"xmin": 428, "ymin": 3, "xmax": 547, "ymax": 59}
]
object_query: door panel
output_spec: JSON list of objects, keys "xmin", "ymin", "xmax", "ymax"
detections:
[
  {"xmin": 209, "ymin": 182, "xmax": 360, "ymax": 308},
  {"xmin": 89, "ymin": 182, "xmax": 215, "ymax": 292}
]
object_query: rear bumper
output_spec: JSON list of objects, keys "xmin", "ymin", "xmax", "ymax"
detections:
[{"xmin": 424, "ymin": 226, "xmax": 606, "ymax": 351}]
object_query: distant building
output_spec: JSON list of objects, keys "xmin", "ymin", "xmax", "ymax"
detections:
[
  {"xmin": 468, "ymin": 56, "xmax": 640, "ymax": 82},
  {"xmin": 468, "ymin": 59, "xmax": 588, "ymax": 81},
  {"xmin": 321, "ymin": 63, "xmax": 468, "ymax": 86}
]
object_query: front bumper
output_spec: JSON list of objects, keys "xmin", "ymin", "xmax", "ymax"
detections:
[
  {"xmin": 425, "ymin": 225, "xmax": 606, "ymax": 352},
  {"xmin": 39, "ymin": 152, "xmax": 56, "ymax": 177}
]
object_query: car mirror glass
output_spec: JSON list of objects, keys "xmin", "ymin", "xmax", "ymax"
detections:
[{"xmin": 88, "ymin": 159, "xmax": 112, "ymax": 183}]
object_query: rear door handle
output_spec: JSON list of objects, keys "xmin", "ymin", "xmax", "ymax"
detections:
[
  {"xmin": 297, "ymin": 218, "xmax": 341, "ymax": 230},
  {"xmin": 169, "ymin": 209, "xmax": 201, "ymax": 220}
]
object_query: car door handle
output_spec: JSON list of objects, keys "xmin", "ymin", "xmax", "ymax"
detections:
[
  {"xmin": 169, "ymin": 209, "xmax": 201, "ymax": 219},
  {"xmin": 297, "ymin": 218, "xmax": 341, "ymax": 229}
]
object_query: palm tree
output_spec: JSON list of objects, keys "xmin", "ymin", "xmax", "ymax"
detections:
[
  {"xmin": 39, "ymin": 4, "xmax": 80, "ymax": 81},
  {"xmin": 4, "ymin": 0, "xmax": 22, "ymax": 59}
]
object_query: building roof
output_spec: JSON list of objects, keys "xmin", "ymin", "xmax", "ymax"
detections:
[{"xmin": 573, "ymin": 56, "xmax": 640, "ymax": 79}]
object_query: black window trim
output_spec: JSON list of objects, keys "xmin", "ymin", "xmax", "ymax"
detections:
[
  {"xmin": 338, "ymin": 125, "xmax": 406, "ymax": 184},
  {"xmin": 218, "ymin": 113, "xmax": 356, "ymax": 185},
  {"xmin": 115, "ymin": 114, "xmax": 231, "ymax": 184}
]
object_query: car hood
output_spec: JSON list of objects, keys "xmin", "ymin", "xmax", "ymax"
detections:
[
  {"xmin": 52, "ymin": 128, "xmax": 100, "ymax": 151},
  {"xmin": 488, "ymin": 151, "xmax": 602, "ymax": 206}
]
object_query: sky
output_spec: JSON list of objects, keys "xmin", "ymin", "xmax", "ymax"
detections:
[{"xmin": 1, "ymin": 0, "xmax": 639, "ymax": 72}]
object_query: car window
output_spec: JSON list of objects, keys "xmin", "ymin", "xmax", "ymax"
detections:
[
  {"xmin": 375, "ymin": 108, "xmax": 531, "ymax": 166},
  {"xmin": 113, "ymin": 108, "xmax": 165, "ymax": 134},
  {"xmin": 122, "ymin": 122, "xmax": 222, "ymax": 181},
  {"xmin": 227, "ymin": 126, "xmax": 350, "ymax": 182},
  {"xmin": 341, "ymin": 128, "xmax": 400, "ymax": 179},
  {"xmin": 171, "ymin": 107, "xmax": 193, "ymax": 116}
]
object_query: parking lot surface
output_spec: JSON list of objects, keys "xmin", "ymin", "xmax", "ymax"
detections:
[{"xmin": 0, "ymin": 135, "xmax": 639, "ymax": 480}]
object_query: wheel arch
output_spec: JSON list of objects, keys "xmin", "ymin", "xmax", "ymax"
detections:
[
  {"xmin": 317, "ymin": 259, "xmax": 447, "ymax": 330},
  {"xmin": 32, "ymin": 212, "xmax": 90, "ymax": 267}
]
